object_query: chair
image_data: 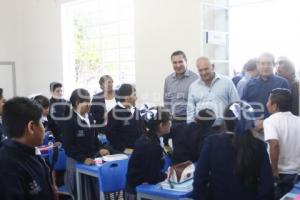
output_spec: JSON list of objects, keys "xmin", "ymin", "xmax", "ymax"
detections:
[
  {"xmin": 49, "ymin": 147, "xmax": 68, "ymax": 195},
  {"xmin": 98, "ymin": 133, "xmax": 109, "ymax": 145},
  {"xmin": 162, "ymin": 155, "xmax": 172, "ymax": 172},
  {"xmin": 48, "ymin": 147, "xmax": 67, "ymax": 171},
  {"xmin": 98, "ymin": 159, "xmax": 129, "ymax": 199},
  {"xmin": 43, "ymin": 133, "xmax": 55, "ymax": 145}
]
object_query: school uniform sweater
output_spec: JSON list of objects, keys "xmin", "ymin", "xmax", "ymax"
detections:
[
  {"xmin": 89, "ymin": 91, "xmax": 119, "ymax": 133},
  {"xmin": 172, "ymin": 122, "xmax": 215, "ymax": 164},
  {"xmin": 48, "ymin": 98, "xmax": 69, "ymax": 142},
  {"xmin": 193, "ymin": 133, "xmax": 274, "ymax": 200},
  {"xmin": 126, "ymin": 134, "xmax": 167, "ymax": 193},
  {"xmin": 0, "ymin": 139, "xmax": 55, "ymax": 200},
  {"xmin": 62, "ymin": 111, "xmax": 107, "ymax": 162},
  {"xmin": 106, "ymin": 104, "xmax": 144, "ymax": 152}
]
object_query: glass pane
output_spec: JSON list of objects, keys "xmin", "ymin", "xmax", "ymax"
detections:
[
  {"xmin": 120, "ymin": 35, "xmax": 133, "ymax": 48},
  {"xmin": 102, "ymin": 37, "xmax": 119, "ymax": 49},
  {"xmin": 120, "ymin": 21, "xmax": 134, "ymax": 34},
  {"xmin": 120, "ymin": 48, "xmax": 134, "ymax": 61},
  {"xmin": 85, "ymin": 26, "xmax": 100, "ymax": 39},
  {"xmin": 102, "ymin": 50, "xmax": 119, "ymax": 63},
  {"xmin": 100, "ymin": 24, "xmax": 118, "ymax": 36}
]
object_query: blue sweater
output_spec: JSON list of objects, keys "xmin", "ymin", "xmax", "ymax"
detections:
[
  {"xmin": 0, "ymin": 140, "xmax": 55, "ymax": 200},
  {"xmin": 193, "ymin": 134, "xmax": 274, "ymax": 200}
]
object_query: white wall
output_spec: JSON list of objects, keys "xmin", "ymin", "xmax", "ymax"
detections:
[
  {"xmin": 0, "ymin": 0, "xmax": 203, "ymax": 103},
  {"xmin": 0, "ymin": 0, "xmax": 24, "ymax": 96},
  {"xmin": 134, "ymin": 0, "xmax": 202, "ymax": 105},
  {"xmin": 22, "ymin": 0, "xmax": 64, "ymax": 96},
  {"xmin": 0, "ymin": 0, "xmax": 64, "ymax": 97}
]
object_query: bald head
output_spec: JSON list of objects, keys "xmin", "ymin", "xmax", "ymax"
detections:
[
  {"xmin": 196, "ymin": 57, "xmax": 215, "ymax": 84},
  {"xmin": 197, "ymin": 56, "xmax": 211, "ymax": 65}
]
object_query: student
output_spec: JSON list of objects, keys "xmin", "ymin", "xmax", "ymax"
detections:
[
  {"xmin": 32, "ymin": 95, "xmax": 50, "ymax": 131},
  {"xmin": 90, "ymin": 75, "xmax": 118, "ymax": 133},
  {"xmin": 264, "ymin": 88, "xmax": 300, "ymax": 199},
  {"xmin": 193, "ymin": 101, "xmax": 274, "ymax": 200},
  {"xmin": 48, "ymin": 82, "xmax": 68, "ymax": 142},
  {"xmin": 236, "ymin": 58, "xmax": 258, "ymax": 98},
  {"xmin": 0, "ymin": 88, "xmax": 5, "ymax": 146},
  {"xmin": 172, "ymin": 108, "xmax": 216, "ymax": 164},
  {"xmin": 125, "ymin": 106, "xmax": 171, "ymax": 200},
  {"xmin": 106, "ymin": 84, "xmax": 144, "ymax": 153},
  {"xmin": 62, "ymin": 88, "xmax": 111, "ymax": 199},
  {"xmin": 0, "ymin": 97, "xmax": 56, "ymax": 200}
]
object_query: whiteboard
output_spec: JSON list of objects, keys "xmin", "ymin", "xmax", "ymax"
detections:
[{"xmin": 0, "ymin": 62, "xmax": 16, "ymax": 99}]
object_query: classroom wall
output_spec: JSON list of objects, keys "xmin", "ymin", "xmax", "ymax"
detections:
[
  {"xmin": 134, "ymin": 0, "xmax": 202, "ymax": 106},
  {"xmin": 0, "ymin": 0, "xmax": 203, "ymax": 104},
  {"xmin": 21, "ymin": 0, "xmax": 64, "ymax": 97},
  {"xmin": 0, "ymin": 0, "xmax": 65, "ymax": 97},
  {"xmin": 0, "ymin": 0, "xmax": 25, "ymax": 95}
]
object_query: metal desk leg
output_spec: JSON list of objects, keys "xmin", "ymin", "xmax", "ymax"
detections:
[
  {"xmin": 76, "ymin": 170, "xmax": 82, "ymax": 200},
  {"xmin": 100, "ymin": 191, "xmax": 105, "ymax": 200},
  {"xmin": 137, "ymin": 193, "xmax": 142, "ymax": 200}
]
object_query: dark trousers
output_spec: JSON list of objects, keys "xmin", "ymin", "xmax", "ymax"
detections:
[{"xmin": 163, "ymin": 118, "xmax": 186, "ymax": 146}]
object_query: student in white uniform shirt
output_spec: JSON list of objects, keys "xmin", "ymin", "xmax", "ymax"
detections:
[
  {"xmin": 90, "ymin": 75, "xmax": 118, "ymax": 134},
  {"xmin": 264, "ymin": 88, "xmax": 300, "ymax": 199}
]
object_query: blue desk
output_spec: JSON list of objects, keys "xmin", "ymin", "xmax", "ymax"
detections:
[
  {"xmin": 136, "ymin": 184, "xmax": 192, "ymax": 200},
  {"xmin": 280, "ymin": 181, "xmax": 300, "ymax": 200},
  {"xmin": 76, "ymin": 163, "xmax": 105, "ymax": 200}
]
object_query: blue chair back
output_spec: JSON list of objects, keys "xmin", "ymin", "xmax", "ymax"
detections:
[
  {"xmin": 98, "ymin": 159, "xmax": 128, "ymax": 193},
  {"xmin": 43, "ymin": 134, "xmax": 49, "ymax": 145},
  {"xmin": 49, "ymin": 147, "xmax": 67, "ymax": 171},
  {"xmin": 43, "ymin": 133, "xmax": 54, "ymax": 145},
  {"xmin": 162, "ymin": 155, "xmax": 172, "ymax": 172}
]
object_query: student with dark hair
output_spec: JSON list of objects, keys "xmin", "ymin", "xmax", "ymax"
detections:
[
  {"xmin": 236, "ymin": 58, "xmax": 258, "ymax": 98},
  {"xmin": 125, "ymin": 106, "xmax": 171, "ymax": 200},
  {"xmin": 264, "ymin": 88, "xmax": 300, "ymax": 199},
  {"xmin": 172, "ymin": 108, "xmax": 216, "ymax": 164},
  {"xmin": 275, "ymin": 58, "xmax": 299, "ymax": 115},
  {"xmin": 106, "ymin": 84, "xmax": 144, "ymax": 153},
  {"xmin": 0, "ymin": 88, "xmax": 5, "ymax": 145},
  {"xmin": 90, "ymin": 75, "xmax": 118, "ymax": 134},
  {"xmin": 48, "ymin": 82, "xmax": 68, "ymax": 142},
  {"xmin": 0, "ymin": 97, "xmax": 56, "ymax": 200},
  {"xmin": 193, "ymin": 101, "xmax": 274, "ymax": 200},
  {"xmin": 33, "ymin": 95, "xmax": 50, "ymax": 131},
  {"xmin": 62, "ymin": 88, "xmax": 111, "ymax": 199}
]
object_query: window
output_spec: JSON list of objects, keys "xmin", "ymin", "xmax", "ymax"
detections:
[{"xmin": 62, "ymin": 0, "xmax": 135, "ymax": 96}]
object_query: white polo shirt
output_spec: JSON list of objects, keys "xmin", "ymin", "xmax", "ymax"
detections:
[{"xmin": 264, "ymin": 111, "xmax": 300, "ymax": 174}]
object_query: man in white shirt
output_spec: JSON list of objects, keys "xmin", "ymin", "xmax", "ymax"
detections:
[{"xmin": 264, "ymin": 88, "xmax": 300, "ymax": 198}]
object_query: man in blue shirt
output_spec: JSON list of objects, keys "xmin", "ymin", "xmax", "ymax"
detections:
[{"xmin": 242, "ymin": 53, "xmax": 289, "ymax": 121}]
